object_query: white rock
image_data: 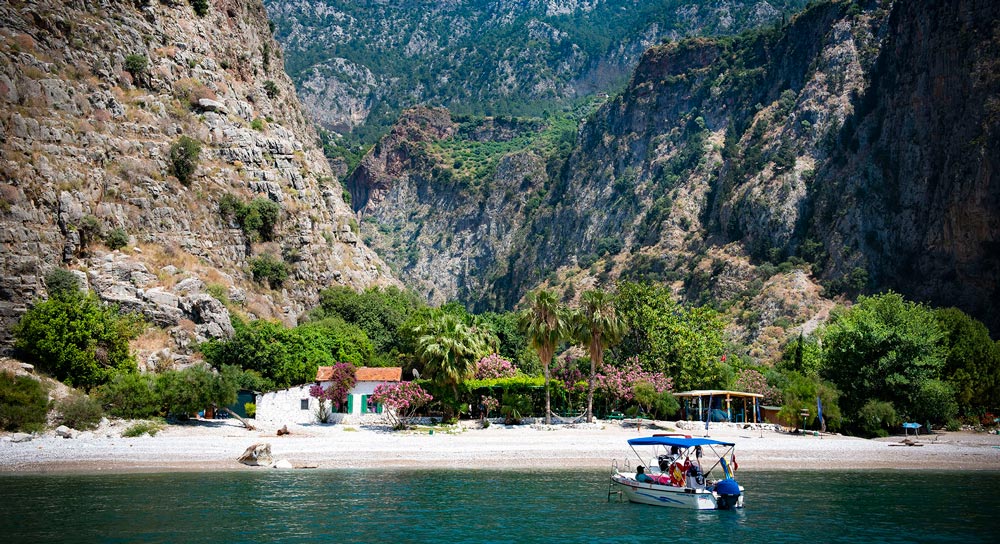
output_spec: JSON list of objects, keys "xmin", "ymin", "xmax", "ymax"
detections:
[
  {"xmin": 271, "ymin": 459, "xmax": 293, "ymax": 469},
  {"xmin": 55, "ymin": 425, "xmax": 78, "ymax": 438}
]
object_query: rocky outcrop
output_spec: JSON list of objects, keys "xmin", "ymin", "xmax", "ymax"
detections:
[
  {"xmin": 0, "ymin": 0, "xmax": 394, "ymax": 351},
  {"xmin": 347, "ymin": 107, "xmax": 551, "ymax": 305}
]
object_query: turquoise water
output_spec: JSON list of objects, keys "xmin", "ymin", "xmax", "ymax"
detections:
[{"xmin": 1, "ymin": 470, "xmax": 998, "ymax": 542}]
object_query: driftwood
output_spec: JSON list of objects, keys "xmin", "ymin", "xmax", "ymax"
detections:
[
  {"xmin": 220, "ymin": 406, "xmax": 256, "ymax": 431},
  {"xmin": 889, "ymin": 438, "xmax": 924, "ymax": 447}
]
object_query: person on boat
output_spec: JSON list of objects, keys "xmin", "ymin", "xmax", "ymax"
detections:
[{"xmin": 635, "ymin": 465, "xmax": 654, "ymax": 483}]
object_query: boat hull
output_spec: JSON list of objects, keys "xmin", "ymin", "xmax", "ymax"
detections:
[{"xmin": 610, "ymin": 473, "xmax": 744, "ymax": 510}]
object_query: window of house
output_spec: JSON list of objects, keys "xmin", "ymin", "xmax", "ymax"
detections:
[{"xmin": 300, "ymin": 399, "xmax": 309, "ymax": 410}]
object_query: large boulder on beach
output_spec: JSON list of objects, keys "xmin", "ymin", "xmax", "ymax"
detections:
[
  {"xmin": 55, "ymin": 425, "xmax": 78, "ymax": 439},
  {"xmin": 237, "ymin": 443, "xmax": 273, "ymax": 466}
]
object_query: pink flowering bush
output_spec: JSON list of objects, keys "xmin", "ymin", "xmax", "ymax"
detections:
[
  {"xmin": 735, "ymin": 368, "xmax": 782, "ymax": 405},
  {"xmin": 596, "ymin": 357, "xmax": 672, "ymax": 408},
  {"xmin": 481, "ymin": 395, "xmax": 499, "ymax": 418},
  {"xmin": 551, "ymin": 353, "xmax": 587, "ymax": 413},
  {"xmin": 474, "ymin": 354, "xmax": 517, "ymax": 380},
  {"xmin": 371, "ymin": 381, "xmax": 433, "ymax": 430},
  {"xmin": 309, "ymin": 362, "xmax": 357, "ymax": 423}
]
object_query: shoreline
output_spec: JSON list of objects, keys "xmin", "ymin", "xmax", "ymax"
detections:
[{"xmin": 3, "ymin": 419, "xmax": 999, "ymax": 474}]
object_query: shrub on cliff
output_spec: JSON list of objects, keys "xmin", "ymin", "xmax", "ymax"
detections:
[
  {"xmin": 263, "ymin": 80, "xmax": 279, "ymax": 99},
  {"xmin": 169, "ymin": 135, "xmax": 201, "ymax": 186},
  {"xmin": 44, "ymin": 268, "xmax": 81, "ymax": 299},
  {"xmin": 250, "ymin": 254, "xmax": 288, "ymax": 288},
  {"xmin": 218, "ymin": 195, "xmax": 281, "ymax": 241},
  {"xmin": 104, "ymin": 228, "xmax": 129, "ymax": 250},
  {"xmin": 0, "ymin": 372, "xmax": 49, "ymax": 432},
  {"xmin": 190, "ymin": 0, "xmax": 208, "ymax": 17}
]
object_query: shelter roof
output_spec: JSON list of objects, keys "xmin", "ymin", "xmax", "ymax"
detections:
[{"xmin": 672, "ymin": 389, "xmax": 763, "ymax": 398}]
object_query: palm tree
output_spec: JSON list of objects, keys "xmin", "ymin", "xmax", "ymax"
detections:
[
  {"xmin": 576, "ymin": 288, "xmax": 626, "ymax": 423},
  {"xmin": 413, "ymin": 312, "xmax": 491, "ymax": 410},
  {"xmin": 520, "ymin": 289, "xmax": 567, "ymax": 425}
]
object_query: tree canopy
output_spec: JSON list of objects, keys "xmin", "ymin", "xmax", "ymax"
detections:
[
  {"xmin": 820, "ymin": 292, "xmax": 946, "ymax": 422},
  {"xmin": 13, "ymin": 291, "xmax": 145, "ymax": 388}
]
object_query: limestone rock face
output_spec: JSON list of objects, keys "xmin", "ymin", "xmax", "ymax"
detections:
[
  {"xmin": 0, "ymin": 0, "xmax": 396, "ymax": 351},
  {"xmin": 237, "ymin": 442, "xmax": 274, "ymax": 466},
  {"xmin": 347, "ymin": 0, "xmax": 1000, "ymax": 347}
]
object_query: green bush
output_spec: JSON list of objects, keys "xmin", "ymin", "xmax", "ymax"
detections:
[
  {"xmin": 250, "ymin": 118, "xmax": 265, "ymax": 131},
  {"xmin": 56, "ymin": 394, "xmax": 103, "ymax": 430},
  {"xmin": 250, "ymin": 254, "xmax": 288, "ymax": 288},
  {"xmin": 218, "ymin": 195, "xmax": 281, "ymax": 241},
  {"xmin": 263, "ymin": 80, "xmax": 279, "ymax": 99},
  {"xmin": 78, "ymin": 214, "xmax": 102, "ymax": 249},
  {"xmin": 169, "ymin": 135, "xmax": 201, "ymax": 186},
  {"xmin": 244, "ymin": 402, "xmax": 256, "ymax": 419},
  {"xmin": 857, "ymin": 400, "xmax": 900, "ymax": 438},
  {"xmin": 156, "ymin": 365, "xmax": 237, "ymax": 419},
  {"xmin": 96, "ymin": 372, "xmax": 161, "ymax": 418},
  {"xmin": 13, "ymin": 292, "xmax": 145, "ymax": 388},
  {"xmin": 124, "ymin": 54, "xmax": 148, "ymax": 79},
  {"xmin": 122, "ymin": 421, "xmax": 162, "ymax": 437},
  {"xmin": 0, "ymin": 372, "xmax": 49, "ymax": 432},
  {"xmin": 44, "ymin": 268, "xmax": 81, "ymax": 299},
  {"xmin": 104, "ymin": 228, "xmax": 129, "ymax": 250},
  {"xmin": 190, "ymin": 0, "xmax": 208, "ymax": 17},
  {"xmin": 243, "ymin": 198, "xmax": 280, "ymax": 241}
]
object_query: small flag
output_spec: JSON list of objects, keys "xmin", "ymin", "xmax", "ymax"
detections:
[
  {"xmin": 817, "ymin": 396, "xmax": 825, "ymax": 432},
  {"xmin": 732, "ymin": 452, "xmax": 738, "ymax": 472},
  {"xmin": 705, "ymin": 393, "xmax": 713, "ymax": 431}
]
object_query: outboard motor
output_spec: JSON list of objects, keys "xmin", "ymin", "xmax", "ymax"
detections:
[{"xmin": 714, "ymin": 478, "xmax": 741, "ymax": 510}]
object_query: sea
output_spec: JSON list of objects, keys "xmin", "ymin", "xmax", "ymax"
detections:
[{"xmin": 1, "ymin": 470, "xmax": 998, "ymax": 543}]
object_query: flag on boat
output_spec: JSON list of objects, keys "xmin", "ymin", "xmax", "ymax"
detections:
[{"xmin": 732, "ymin": 451, "xmax": 738, "ymax": 472}]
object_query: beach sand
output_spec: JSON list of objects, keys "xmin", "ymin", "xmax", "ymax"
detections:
[{"xmin": 2, "ymin": 418, "xmax": 999, "ymax": 474}]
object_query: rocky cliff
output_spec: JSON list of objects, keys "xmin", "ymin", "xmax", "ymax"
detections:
[
  {"xmin": 266, "ymin": 0, "xmax": 807, "ymax": 140},
  {"xmin": 0, "ymin": 0, "xmax": 393, "ymax": 362},
  {"xmin": 351, "ymin": 0, "xmax": 1000, "ymax": 349}
]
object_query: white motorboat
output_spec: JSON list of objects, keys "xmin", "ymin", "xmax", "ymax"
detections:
[{"xmin": 609, "ymin": 435, "xmax": 744, "ymax": 510}]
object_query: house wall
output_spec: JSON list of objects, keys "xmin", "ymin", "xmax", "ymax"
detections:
[
  {"xmin": 256, "ymin": 382, "xmax": 392, "ymax": 425},
  {"xmin": 255, "ymin": 386, "xmax": 320, "ymax": 425},
  {"xmin": 321, "ymin": 380, "xmax": 384, "ymax": 415}
]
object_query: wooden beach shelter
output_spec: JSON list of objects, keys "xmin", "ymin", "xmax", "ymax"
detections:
[{"xmin": 673, "ymin": 390, "xmax": 764, "ymax": 423}]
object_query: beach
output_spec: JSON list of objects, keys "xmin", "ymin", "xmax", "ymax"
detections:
[{"xmin": 2, "ymin": 418, "xmax": 999, "ymax": 474}]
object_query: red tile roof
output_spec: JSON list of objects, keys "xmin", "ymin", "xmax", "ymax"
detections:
[{"xmin": 315, "ymin": 366, "xmax": 402, "ymax": 382}]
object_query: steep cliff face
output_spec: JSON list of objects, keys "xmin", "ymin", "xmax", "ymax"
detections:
[
  {"xmin": 514, "ymin": 0, "xmax": 999, "ymax": 335},
  {"xmin": 812, "ymin": 0, "xmax": 1000, "ymax": 331},
  {"xmin": 266, "ymin": 0, "xmax": 807, "ymax": 139},
  {"xmin": 0, "ymin": 0, "xmax": 393, "ymax": 359},
  {"xmin": 352, "ymin": 0, "xmax": 1000, "ymax": 348},
  {"xmin": 347, "ymin": 106, "xmax": 558, "ymax": 307}
]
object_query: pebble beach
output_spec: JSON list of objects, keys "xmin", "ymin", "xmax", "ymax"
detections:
[{"xmin": 2, "ymin": 417, "xmax": 999, "ymax": 474}]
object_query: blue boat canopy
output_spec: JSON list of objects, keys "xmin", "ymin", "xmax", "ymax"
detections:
[{"xmin": 627, "ymin": 436, "xmax": 735, "ymax": 448}]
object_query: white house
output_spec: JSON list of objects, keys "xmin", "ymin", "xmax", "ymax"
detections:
[{"xmin": 255, "ymin": 366, "xmax": 403, "ymax": 425}]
